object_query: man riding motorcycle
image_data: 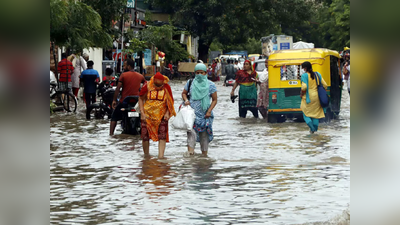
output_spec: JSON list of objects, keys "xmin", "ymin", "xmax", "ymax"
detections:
[
  {"xmin": 224, "ymin": 59, "xmax": 236, "ymax": 86},
  {"xmin": 109, "ymin": 58, "xmax": 147, "ymax": 135}
]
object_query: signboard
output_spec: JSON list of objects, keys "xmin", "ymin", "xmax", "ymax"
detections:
[
  {"xmin": 127, "ymin": 0, "xmax": 135, "ymax": 8},
  {"xmin": 112, "ymin": 50, "xmax": 130, "ymax": 61},
  {"xmin": 144, "ymin": 49, "xmax": 151, "ymax": 66},
  {"xmin": 280, "ymin": 43, "xmax": 290, "ymax": 50},
  {"xmin": 277, "ymin": 35, "xmax": 293, "ymax": 51},
  {"xmin": 132, "ymin": 49, "xmax": 152, "ymax": 67},
  {"xmin": 261, "ymin": 35, "xmax": 293, "ymax": 56},
  {"xmin": 178, "ymin": 62, "xmax": 198, "ymax": 72}
]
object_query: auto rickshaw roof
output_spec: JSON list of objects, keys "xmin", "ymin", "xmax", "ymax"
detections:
[{"xmin": 268, "ymin": 48, "xmax": 340, "ymax": 66}]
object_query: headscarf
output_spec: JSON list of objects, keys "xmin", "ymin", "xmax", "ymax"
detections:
[
  {"xmin": 191, "ymin": 63, "xmax": 210, "ymax": 111},
  {"xmin": 139, "ymin": 74, "xmax": 176, "ymax": 118},
  {"xmin": 245, "ymin": 60, "xmax": 253, "ymax": 72},
  {"xmin": 154, "ymin": 72, "xmax": 165, "ymax": 81}
]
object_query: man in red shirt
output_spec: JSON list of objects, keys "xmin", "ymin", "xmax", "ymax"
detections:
[
  {"xmin": 110, "ymin": 58, "xmax": 147, "ymax": 135},
  {"xmin": 57, "ymin": 53, "xmax": 74, "ymax": 92}
]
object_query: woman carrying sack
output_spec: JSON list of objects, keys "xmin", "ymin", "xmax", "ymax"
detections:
[
  {"xmin": 181, "ymin": 63, "xmax": 218, "ymax": 157},
  {"xmin": 300, "ymin": 61, "xmax": 328, "ymax": 134}
]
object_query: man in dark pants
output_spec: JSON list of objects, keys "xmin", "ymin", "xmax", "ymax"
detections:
[
  {"xmin": 110, "ymin": 59, "xmax": 147, "ymax": 135},
  {"xmin": 80, "ymin": 60, "xmax": 100, "ymax": 119}
]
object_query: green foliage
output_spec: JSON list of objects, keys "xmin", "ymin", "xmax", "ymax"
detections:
[
  {"xmin": 139, "ymin": 25, "xmax": 174, "ymax": 46},
  {"xmin": 125, "ymin": 36, "xmax": 149, "ymax": 53},
  {"xmin": 283, "ymin": 0, "xmax": 350, "ymax": 51},
  {"xmin": 50, "ymin": 100, "xmax": 56, "ymax": 114},
  {"xmin": 224, "ymin": 38, "xmax": 262, "ymax": 54},
  {"xmin": 138, "ymin": 25, "xmax": 189, "ymax": 62},
  {"xmin": 120, "ymin": 25, "xmax": 189, "ymax": 62},
  {"xmin": 50, "ymin": 0, "xmax": 112, "ymax": 50},
  {"xmin": 146, "ymin": 0, "xmax": 313, "ymax": 60},
  {"xmin": 164, "ymin": 40, "xmax": 190, "ymax": 62},
  {"xmin": 209, "ymin": 41, "xmax": 224, "ymax": 52},
  {"xmin": 145, "ymin": 10, "xmax": 154, "ymax": 26},
  {"xmin": 324, "ymin": 0, "xmax": 350, "ymax": 50},
  {"xmin": 82, "ymin": 0, "xmax": 128, "ymax": 32}
]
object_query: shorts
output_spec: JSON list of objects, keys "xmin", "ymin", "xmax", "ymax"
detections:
[
  {"xmin": 58, "ymin": 82, "xmax": 72, "ymax": 92},
  {"xmin": 141, "ymin": 119, "xmax": 168, "ymax": 142},
  {"xmin": 111, "ymin": 103, "xmax": 123, "ymax": 121}
]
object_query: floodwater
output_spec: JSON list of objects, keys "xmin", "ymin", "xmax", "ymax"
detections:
[{"xmin": 50, "ymin": 80, "xmax": 350, "ymax": 225}]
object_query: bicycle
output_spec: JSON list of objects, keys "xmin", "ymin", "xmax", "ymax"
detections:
[{"xmin": 50, "ymin": 81, "xmax": 77, "ymax": 113}]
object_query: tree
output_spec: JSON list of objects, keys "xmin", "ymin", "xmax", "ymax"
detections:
[
  {"xmin": 224, "ymin": 38, "xmax": 262, "ymax": 54},
  {"xmin": 50, "ymin": 0, "xmax": 112, "ymax": 51},
  {"xmin": 283, "ymin": 0, "xmax": 350, "ymax": 51},
  {"xmin": 138, "ymin": 25, "xmax": 189, "ymax": 62},
  {"xmin": 323, "ymin": 0, "xmax": 350, "ymax": 50},
  {"xmin": 146, "ymin": 0, "xmax": 313, "ymax": 61},
  {"xmin": 82, "ymin": 0, "xmax": 128, "ymax": 38}
]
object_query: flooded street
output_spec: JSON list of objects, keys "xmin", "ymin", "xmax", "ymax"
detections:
[{"xmin": 50, "ymin": 80, "xmax": 350, "ymax": 224}]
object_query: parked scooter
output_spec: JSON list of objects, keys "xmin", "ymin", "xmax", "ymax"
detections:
[{"xmin": 120, "ymin": 96, "xmax": 141, "ymax": 135}]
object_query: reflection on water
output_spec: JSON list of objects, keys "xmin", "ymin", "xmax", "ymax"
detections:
[
  {"xmin": 188, "ymin": 157, "xmax": 217, "ymax": 191},
  {"xmin": 50, "ymin": 81, "xmax": 350, "ymax": 224},
  {"xmin": 136, "ymin": 157, "xmax": 174, "ymax": 197}
]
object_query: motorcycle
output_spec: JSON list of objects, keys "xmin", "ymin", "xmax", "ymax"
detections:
[
  {"xmin": 163, "ymin": 66, "xmax": 178, "ymax": 80},
  {"xmin": 225, "ymin": 78, "xmax": 236, "ymax": 86},
  {"xmin": 120, "ymin": 96, "xmax": 141, "ymax": 135},
  {"xmin": 86, "ymin": 81, "xmax": 115, "ymax": 120}
]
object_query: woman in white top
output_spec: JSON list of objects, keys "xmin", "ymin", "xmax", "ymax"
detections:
[
  {"xmin": 71, "ymin": 53, "xmax": 88, "ymax": 97},
  {"xmin": 257, "ymin": 58, "xmax": 269, "ymax": 119}
]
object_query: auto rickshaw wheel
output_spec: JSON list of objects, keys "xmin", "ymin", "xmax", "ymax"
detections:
[
  {"xmin": 268, "ymin": 114, "xmax": 286, "ymax": 123},
  {"xmin": 268, "ymin": 114, "xmax": 278, "ymax": 123}
]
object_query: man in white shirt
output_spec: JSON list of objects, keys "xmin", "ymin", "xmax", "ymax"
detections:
[{"xmin": 234, "ymin": 60, "xmax": 240, "ymax": 71}]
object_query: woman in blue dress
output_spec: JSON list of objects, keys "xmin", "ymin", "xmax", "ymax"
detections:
[{"xmin": 181, "ymin": 63, "xmax": 218, "ymax": 156}]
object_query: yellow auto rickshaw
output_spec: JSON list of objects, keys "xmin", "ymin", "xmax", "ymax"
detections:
[{"xmin": 267, "ymin": 48, "xmax": 342, "ymax": 123}]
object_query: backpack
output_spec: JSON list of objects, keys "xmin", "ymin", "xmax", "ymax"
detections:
[{"xmin": 187, "ymin": 78, "xmax": 194, "ymax": 100}]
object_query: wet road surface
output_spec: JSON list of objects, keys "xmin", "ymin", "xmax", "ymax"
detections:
[{"xmin": 50, "ymin": 80, "xmax": 350, "ymax": 224}]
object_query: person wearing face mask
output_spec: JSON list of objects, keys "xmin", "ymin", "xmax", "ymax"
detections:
[
  {"xmin": 300, "ymin": 61, "xmax": 328, "ymax": 134},
  {"xmin": 182, "ymin": 63, "xmax": 218, "ymax": 157},
  {"xmin": 139, "ymin": 72, "xmax": 176, "ymax": 159},
  {"xmin": 230, "ymin": 60, "xmax": 259, "ymax": 118}
]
